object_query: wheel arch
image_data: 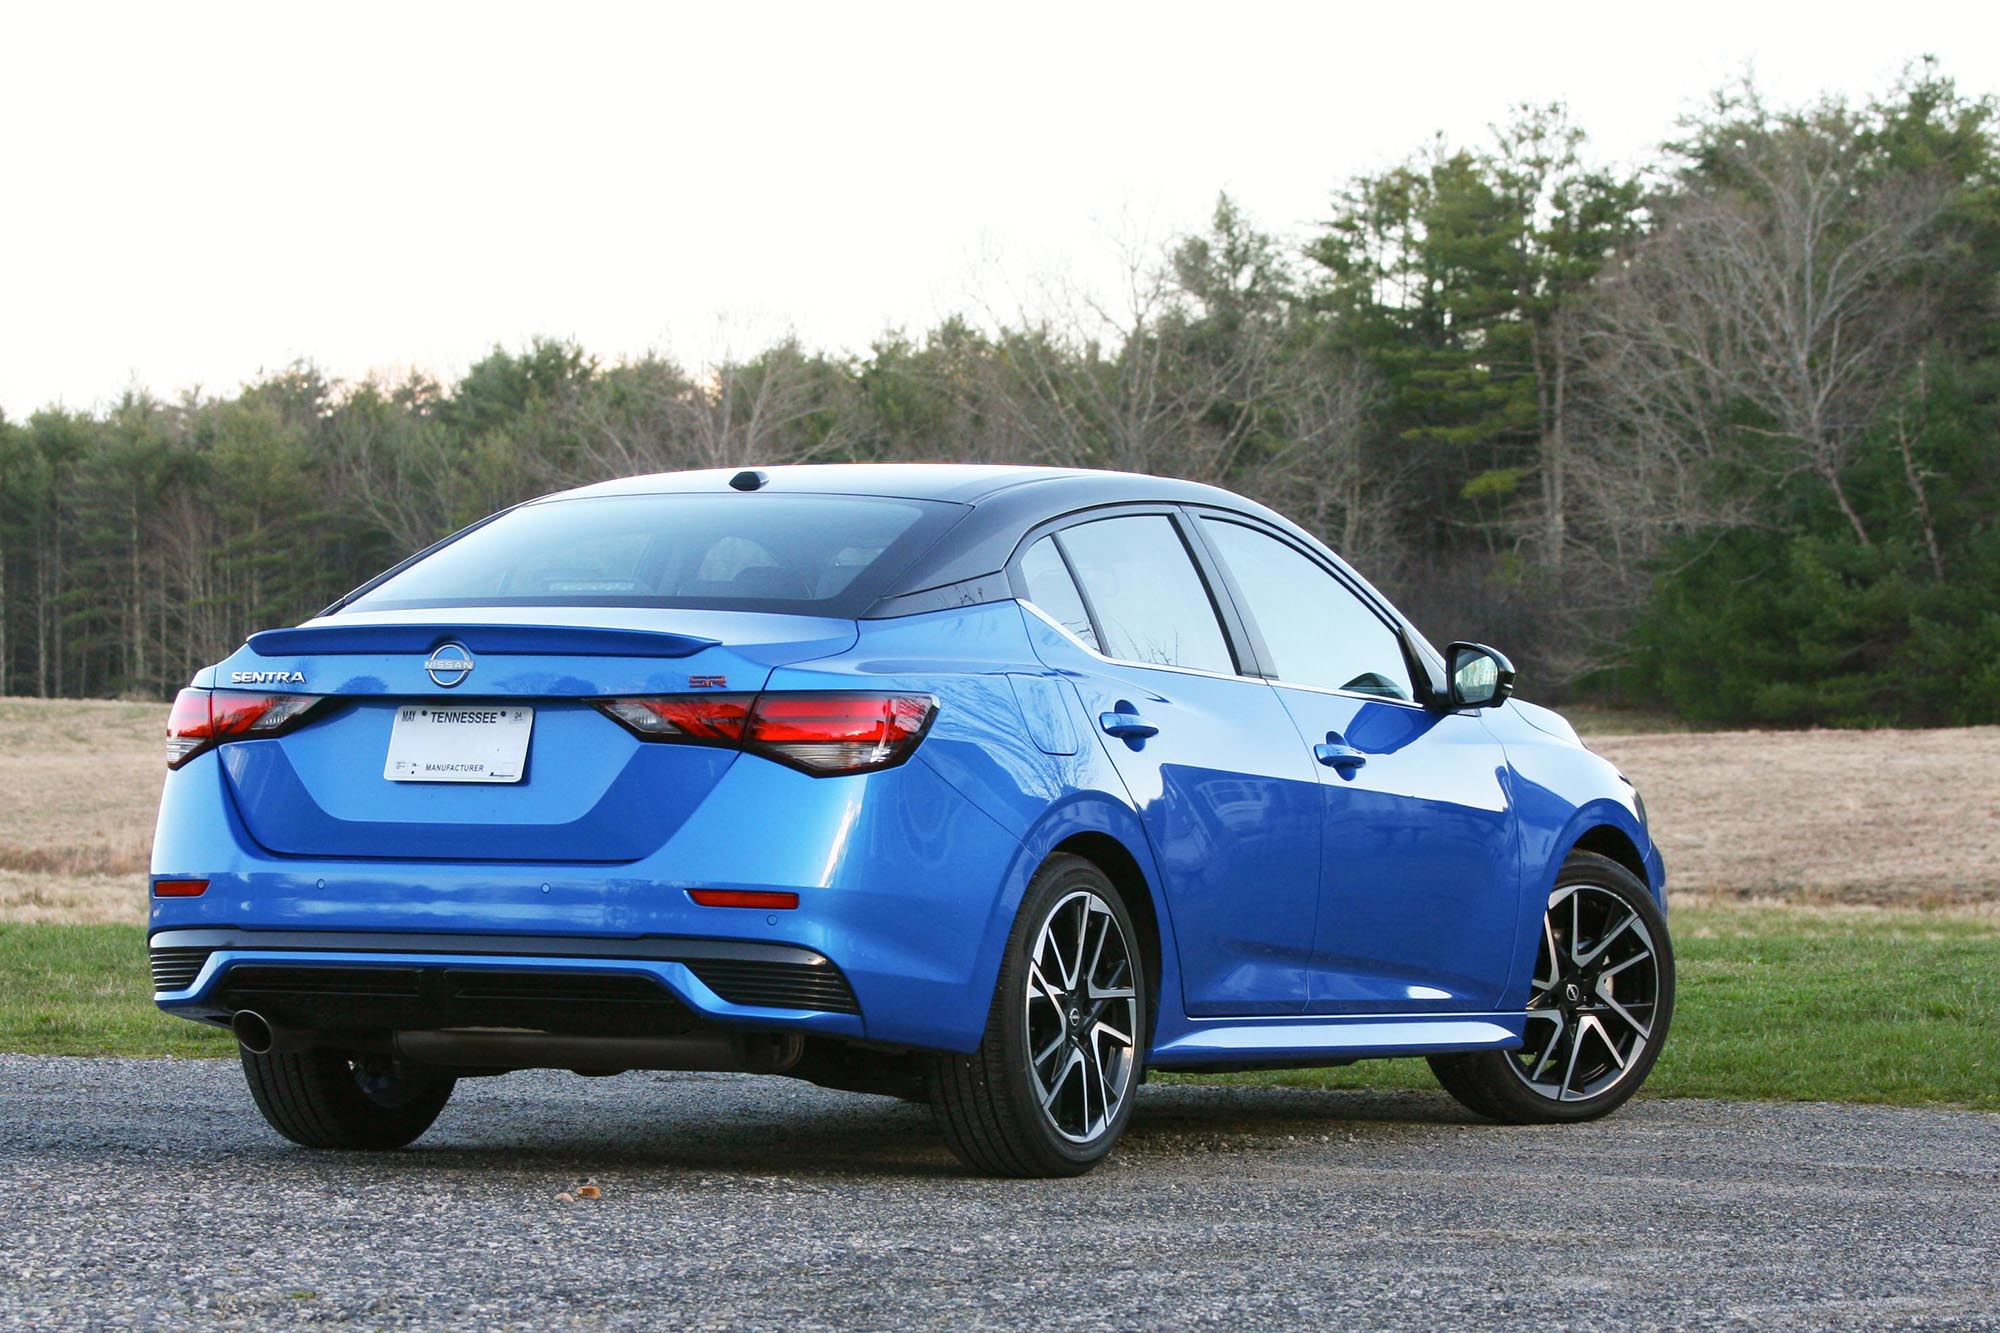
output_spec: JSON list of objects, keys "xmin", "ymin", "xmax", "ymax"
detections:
[
  {"xmin": 1049, "ymin": 830, "xmax": 1163, "ymax": 1044},
  {"xmin": 1549, "ymin": 801, "xmax": 1661, "ymax": 906},
  {"xmin": 1569, "ymin": 823, "xmax": 1647, "ymax": 885}
]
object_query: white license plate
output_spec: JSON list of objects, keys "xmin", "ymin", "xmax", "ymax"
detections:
[{"xmin": 384, "ymin": 705, "xmax": 533, "ymax": 783}]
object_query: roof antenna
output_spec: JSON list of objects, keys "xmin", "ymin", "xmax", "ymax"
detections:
[{"xmin": 728, "ymin": 469, "xmax": 769, "ymax": 492}]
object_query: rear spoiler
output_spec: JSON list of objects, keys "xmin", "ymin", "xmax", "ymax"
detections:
[{"xmin": 246, "ymin": 624, "xmax": 719, "ymax": 659}]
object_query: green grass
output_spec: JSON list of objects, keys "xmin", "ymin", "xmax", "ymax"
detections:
[
  {"xmin": 1177, "ymin": 906, "xmax": 2000, "ymax": 1111},
  {"xmin": 3, "ymin": 909, "xmax": 1995, "ymax": 1109},
  {"xmin": 0, "ymin": 923, "xmax": 231, "ymax": 1057}
]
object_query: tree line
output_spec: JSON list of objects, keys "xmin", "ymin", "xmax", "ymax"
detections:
[{"xmin": 2, "ymin": 67, "xmax": 1995, "ymax": 725}]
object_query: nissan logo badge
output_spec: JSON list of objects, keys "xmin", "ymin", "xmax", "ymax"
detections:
[{"xmin": 424, "ymin": 642, "xmax": 475, "ymax": 688}]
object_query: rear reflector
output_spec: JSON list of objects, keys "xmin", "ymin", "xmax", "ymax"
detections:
[
  {"xmin": 600, "ymin": 692, "xmax": 936, "ymax": 776},
  {"xmin": 152, "ymin": 879, "xmax": 209, "ymax": 897},
  {"xmin": 166, "ymin": 688, "xmax": 327, "ymax": 768},
  {"xmin": 687, "ymin": 889, "xmax": 801, "ymax": 910}
]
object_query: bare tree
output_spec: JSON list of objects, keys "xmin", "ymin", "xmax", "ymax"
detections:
[
  {"xmin": 577, "ymin": 344, "xmax": 858, "ymax": 479},
  {"xmin": 1587, "ymin": 113, "xmax": 1946, "ymax": 549}
]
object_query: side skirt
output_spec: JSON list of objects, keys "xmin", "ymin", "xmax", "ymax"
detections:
[{"xmin": 1147, "ymin": 1012, "xmax": 1526, "ymax": 1071}]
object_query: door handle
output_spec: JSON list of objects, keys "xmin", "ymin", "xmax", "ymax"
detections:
[
  {"xmin": 1099, "ymin": 709, "xmax": 1159, "ymax": 741},
  {"xmin": 1314, "ymin": 733, "xmax": 1367, "ymax": 770}
]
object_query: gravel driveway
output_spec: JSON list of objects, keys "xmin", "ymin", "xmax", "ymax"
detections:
[{"xmin": 1, "ymin": 1055, "xmax": 1994, "ymax": 1330}]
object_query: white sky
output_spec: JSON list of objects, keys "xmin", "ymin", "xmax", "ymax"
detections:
[{"xmin": 2, "ymin": 0, "xmax": 1994, "ymax": 418}]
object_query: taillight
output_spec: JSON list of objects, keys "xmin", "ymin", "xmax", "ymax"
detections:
[
  {"xmin": 599, "ymin": 692, "xmax": 936, "ymax": 775},
  {"xmin": 165, "ymin": 688, "xmax": 327, "ymax": 769},
  {"xmin": 601, "ymin": 695, "xmax": 755, "ymax": 742}
]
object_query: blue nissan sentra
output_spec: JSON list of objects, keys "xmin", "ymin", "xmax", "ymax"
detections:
[{"xmin": 150, "ymin": 464, "xmax": 1672, "ymax": 1176}]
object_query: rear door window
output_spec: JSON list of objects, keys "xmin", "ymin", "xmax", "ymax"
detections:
[{"xmin": 1056, "ymin": 516, "xmax": 1234, "ymax": 674}]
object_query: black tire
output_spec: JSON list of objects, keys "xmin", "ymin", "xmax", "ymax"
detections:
[
  {"xmin": 240, "ymin": 1048, "xmax": 456, "ymax": 1150},
  {"xmin": 925, "ymin": 854, "xmax": 1147, "ymax": 1177},
  {"xmin": 1430, "ymin": 850, "xmax": 1674, "ymax": 1124}
]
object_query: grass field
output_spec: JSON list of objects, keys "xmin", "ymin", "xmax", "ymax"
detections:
[
  {"xmin": 1, "ymin": 696, "xmax": 1996, "ymax": 1108},
  {"xmin": 4, "ymin": 908, "xmax": 1994, "ymax": 1107}
]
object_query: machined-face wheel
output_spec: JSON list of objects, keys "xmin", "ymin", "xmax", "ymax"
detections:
[
  {"xmin": 925, "ymin": 852, "xmax": 1150, "ymax": 1176},
  {"xmin": 1511, "ymin": 882, "xmax": 1663, "ymax": 1103},
  {"xmin": 1429, "ymin": 850, "xmax": 1674, "ymax": 1125},
  {"xmin": 1023, "ymin": 889, "xmax": 1139, "ymax": 1144}
]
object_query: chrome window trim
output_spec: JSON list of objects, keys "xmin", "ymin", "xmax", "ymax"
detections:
[
  {"xmin": 1016, "ymin": 601, "xmax": 1263, "ymax": 686},
  {"xmin": 1262, "ymin": 674, "xmax": 1430, "ymax": 713}
]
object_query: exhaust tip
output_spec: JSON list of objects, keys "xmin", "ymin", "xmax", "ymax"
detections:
[{"xmin": 230, "ymin": 1009, "xmax": 276, "ymax": 1055}]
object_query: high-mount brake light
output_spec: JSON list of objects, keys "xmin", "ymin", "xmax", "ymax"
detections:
[
  {"xmin": 598, "ymin": 691, "xmax": 937, "ymax": 775},
  {"xmin": 165, "ymin": 688, "xmax": 327, "ymax": 769}
]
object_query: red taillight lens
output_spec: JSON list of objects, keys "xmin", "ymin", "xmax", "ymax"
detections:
[
  {"xmin": 599, "ymin": 692, "xmax": 936, "ymax": 776},
  {"xmin": 745, "ymin": 694, "xmax": 935, "ymax": 773},
  {"xmin": 165, "ymin": 689, "xmax": 212, "ymax": 768},
  {"xmin": 600, "ymin": 695, "xmax": 755, "ymax": 741},
  {"xmin": 152, "ymin": 878, "xmax": 209, "ymax": 897},
  {"xmin": 165, "ymin": 688, "xmax": 326, "ymax": 768}
]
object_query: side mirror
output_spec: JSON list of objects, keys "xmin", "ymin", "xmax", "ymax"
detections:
[{"xmin": 1447, "ymin": 642, "xmax": 1515, "ymax": 709}]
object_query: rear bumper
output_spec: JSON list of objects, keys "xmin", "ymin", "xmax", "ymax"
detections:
[
  {"xmin": 150, "ymin": 928, "xmax": 865, "ymax": 1038},
  {"xmin": 150, "ymin": 744, "xmax": 1031, "ymax": 1053}
]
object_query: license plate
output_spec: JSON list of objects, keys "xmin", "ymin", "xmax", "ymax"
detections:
[{"xmin": 384, "ymin": 705, "xmax": 533, "ymax": 783}]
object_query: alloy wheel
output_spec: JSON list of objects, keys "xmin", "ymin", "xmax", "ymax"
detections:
[
  {"xmin": 1511, "ymin": 883, "xmax": 1663, "ymax": 1103},
  {"xmin": 1023, "ymin": 889, "xmax": 1139, "ymax": 1143}
]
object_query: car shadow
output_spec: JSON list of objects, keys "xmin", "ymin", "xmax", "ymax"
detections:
[{"xmin": 370, "ymin": 1076, "xmax": 1486, "ymax": 1180}]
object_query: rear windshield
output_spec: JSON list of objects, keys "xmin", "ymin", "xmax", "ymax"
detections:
[{"xmin": 342, "ymin": 493, "xmax": 958, "ymax": 616}]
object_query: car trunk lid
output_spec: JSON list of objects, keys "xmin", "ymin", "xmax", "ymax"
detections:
[{"xmin": 207, "ymin": 608, "xmax": 854, "ymax": 863}]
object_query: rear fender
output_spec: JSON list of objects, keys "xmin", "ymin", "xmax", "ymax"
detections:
[
  {"xmin": 768, "ymin": 603, "xmax": 1185, "ymax": 1050},
  {"xmin": 984, "ymin": 794, "xmax": 1184, "ymax": 1055}
]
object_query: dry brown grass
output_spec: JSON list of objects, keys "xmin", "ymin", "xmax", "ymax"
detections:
[
  {"xmin": 1, "ymin": 697, "xmax": 1995, "ymax": 926},
  {"xmin": 1592, "ymin": 726, "xmax": 2000, "ymax": 909},
  {"xmin": 0, "ymin": 698, "xmax": 163, "ymax": 925}
]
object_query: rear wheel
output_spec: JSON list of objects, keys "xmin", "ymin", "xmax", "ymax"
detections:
[
  {"xmin": 240, "ymin": 1048, "xmax": 456, "ymax": 1150},
  {"xmin": 1430, "ymin": 850, "xmax": 1673, "ymax": 1124},
  {"xmin": 926, "ymin": 854, "xmax": 1146, "ymax": 1177}
]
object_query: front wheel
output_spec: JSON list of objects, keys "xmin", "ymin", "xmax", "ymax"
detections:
[
  {"xmin": 1430, "ymin": 850, "xmax": 1674, "ymax": 1124},
  {"xmin": 926, "ymin": 854, "xmax": 1147, "ymax": 1177},
  {"xmin": 240, "ymin": 1048, "xmax": 456, "ymax": 1150}
]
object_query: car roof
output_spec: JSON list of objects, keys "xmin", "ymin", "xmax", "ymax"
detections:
[
  {"xmin": 551, "ymin": 462, "xmax": 1248, "ymax": 508},
  {"xmin": 544, "ymin": 462, "xmax": 1314, "ymax": 611}
]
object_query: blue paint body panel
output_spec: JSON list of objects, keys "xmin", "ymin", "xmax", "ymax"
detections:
[{"xmin": 152, "ymin": 466, "xmax": 1665, "ymax": 1072}]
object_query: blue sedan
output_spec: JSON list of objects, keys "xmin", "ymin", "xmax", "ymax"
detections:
[{"xmin": 150, "ymin": 464, "xmax": 1672, "ymax": 1176}]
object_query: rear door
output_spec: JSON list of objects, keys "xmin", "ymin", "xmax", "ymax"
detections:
[
  {"xmin": 1015, "ymin": 512, "xmax": 1322, "ymax": 1017},
  {"xmin": 1192, "ymin": 515, "xmax": 1521, "ymax": 1015}
]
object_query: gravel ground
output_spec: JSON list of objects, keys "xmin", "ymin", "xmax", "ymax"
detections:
[{"xmin": 1, "ymin": 1056, "xmax": 1995, "ymax": 1330}]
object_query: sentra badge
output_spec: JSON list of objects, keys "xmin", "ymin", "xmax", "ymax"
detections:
[{"xmin": 230, "ymin": 670, "xmax": 306, "ymax": 686}]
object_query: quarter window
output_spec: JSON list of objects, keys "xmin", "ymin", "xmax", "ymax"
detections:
[
  {"xmin": 1057, "ymin": 516, "xmax": 1234, "ymax": 674},
  {"xmin": 1017, "ymin": 537, "xmax": 1098, "ymax": 650},
  {"xmin": 1201, "ymin": 519, "xmax": 1413, "ymax": 700}
]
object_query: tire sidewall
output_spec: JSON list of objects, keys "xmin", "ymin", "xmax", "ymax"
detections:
[
  {"xmin": 997, "ymin": 855, "xmax": 1148, "ymax": 1171},
  {"xmin": 1492, "ymin": 853, "xmax": 1676, "ymax": 1123}
]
